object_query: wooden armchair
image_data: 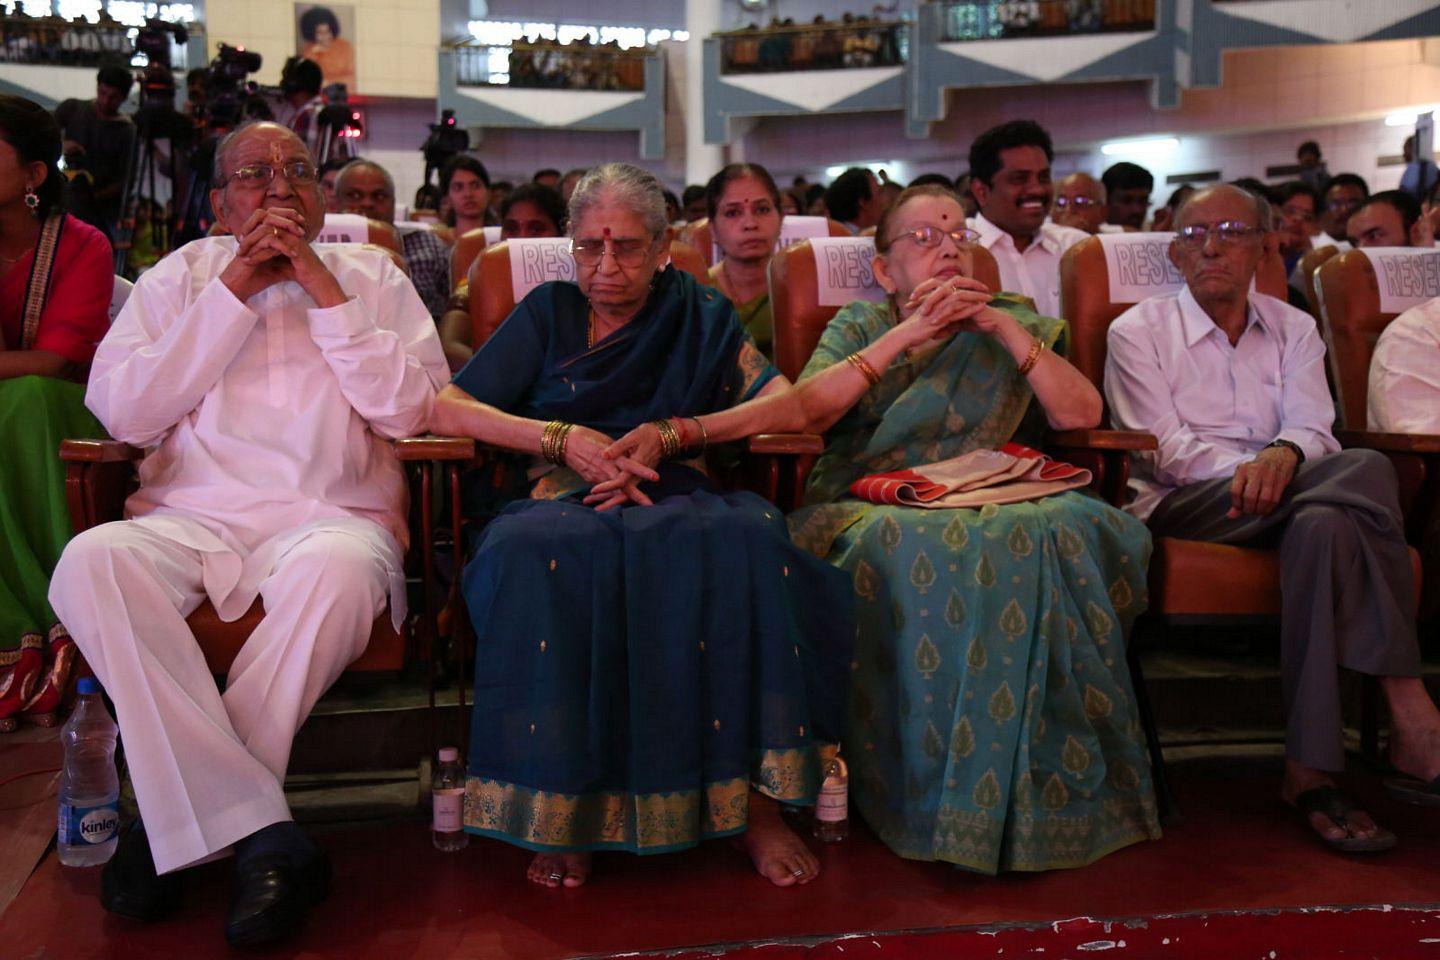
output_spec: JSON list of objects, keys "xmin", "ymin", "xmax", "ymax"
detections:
[
  {"xmin": 1062, "ymin": 235, "xmax": 1424, "ymax": 787},
  {"xmin": 1299, "ymin": 244, "xmax": 1339, "ymax": 319},
  {"xmin": 60, "ymin": 434, "xmax": 475, "ymax": 753}
]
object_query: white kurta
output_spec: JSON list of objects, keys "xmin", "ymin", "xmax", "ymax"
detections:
[
  {"xmin": 1367, "ymin": 298, "xmax": 1440, "ymax": 433},
  {"xmin": 51, "ymin": 237, "xmax": 449, "ymax": 873}
]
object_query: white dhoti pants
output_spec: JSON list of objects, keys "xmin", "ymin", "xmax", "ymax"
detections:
[{"xmin": 49, "ymin": 512, "xmax": 403, "ymax": 874}]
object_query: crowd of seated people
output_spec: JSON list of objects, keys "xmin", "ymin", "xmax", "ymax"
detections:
[
  {"xmin": 939, "ymin": 0, "xmax": 1157, "ymax": 42},
  {"xmin": 721, "ymin": 13, "xmax": 904, "ymax": 74},
  {"xmin": 504, "ymin": 37, "xmax": 648, "ymax": 91},
  {"xmin": 2, "ymin": 78, "xmax": 1440, "ymax": 952},
  {"xmin": 0, "ymin": 6, "xmax": 131, "ymax": 67}
]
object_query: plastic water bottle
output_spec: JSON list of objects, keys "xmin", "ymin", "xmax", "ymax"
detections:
[
  {"xmin": 813, "ymin": 748, "xmax": 849, "ymax": 843},
  {"xmin": 58, "ymin": 677, "xmax": 120, "ymax": 867},
  {"xmin": 431, "ymin": 747, "xmax": 468, "ymax": 852}
]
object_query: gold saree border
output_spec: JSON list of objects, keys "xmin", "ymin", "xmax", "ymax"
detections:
[{"xmin": 462, "ymin": 748, "xmax": 819, "ymax": 852}]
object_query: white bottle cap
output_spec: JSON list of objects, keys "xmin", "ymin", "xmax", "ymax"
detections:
[{"xmin": 438, "ymin": 747, "xmax": 459, "ymax": 762}]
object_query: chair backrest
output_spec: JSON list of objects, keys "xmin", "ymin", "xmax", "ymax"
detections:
[
  {"xmin": 1299, "ymin": 244, "xmax": 1339, "ymax": 317},
  {"xmin": 451, "ymin": 227, "xmax": 488, "ymax": 292},
  {"xmin": 108, "ymin": 275, "xmax": 132, "ymax": 323},
  {"xmin": 680, "ymin": 216, "xmax": 853, "ymax": 266},
  {"xmin": 317, "ymin": 213, "xmax": 404, "ymax": 258},
  {"xmin": 769, "ymin": 236, "xmax": 1003, "ymax": 382},
  {"xmin": 1058, "ymin": 232, "xmax": 1289, "ymax": 390},
  {"xmin": 466, "ymin": 237, "xmax": 711, "ymax": 350},
  {"xmin": 1315, "ymin": 246, "xmax": 1440, "ymax": 428}
]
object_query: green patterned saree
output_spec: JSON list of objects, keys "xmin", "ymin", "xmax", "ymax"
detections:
[{"xmin": 789, "ymin": 298, "xmax": 1161, "ymax": 874}]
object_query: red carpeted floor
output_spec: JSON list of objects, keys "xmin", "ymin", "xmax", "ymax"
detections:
[{"xmin": 3, "ymin": 757, "xmax": 1440, "ymax": 959}]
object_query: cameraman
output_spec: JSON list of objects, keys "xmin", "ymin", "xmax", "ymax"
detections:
[
  {"xmin": 272, "ymin": 57, "xmax": 341, "ymax": 162},
  {"xmin": 55, "ymin": 63, "xmax": 136, "ymax": 238}
]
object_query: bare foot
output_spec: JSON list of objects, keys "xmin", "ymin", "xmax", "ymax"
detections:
[
  {"xmin": 1280, "ymin": 761, "xmax": 1385, "ymax": 845},
  {"xmin": 526, "ymin": 851, "xmax": 591, "ymax": 888},
  {"xmin": 735, "ymin": 794, "xmax": 819, "ymax": 887}
]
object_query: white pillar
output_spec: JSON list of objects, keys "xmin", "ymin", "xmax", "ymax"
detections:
[{"xmin": 684, "ymin": 0, "xmax": 725, "ymax": 188}]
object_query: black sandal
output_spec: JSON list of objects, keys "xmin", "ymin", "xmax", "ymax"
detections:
[
  {"xmin": 1383, "ymin": 773, "xmax": 1440, "ymax": 807},
  {"xmin": 1291, "ymin": 785, "xmax": 1397, "ymax": 854}
]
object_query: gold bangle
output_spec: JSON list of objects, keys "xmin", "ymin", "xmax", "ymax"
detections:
[
  {"xmin": 689, "ymin": 416, "xmax": 708, "ymax": 453},
  {"xmin": 555, "ymin": 422, "xmax": 575, "ymax": 465},
  {"xmin": 845, "ymin": 351, "xmax": 882, "ymax": 387},
  {"xmin": 1017, "ymin": 337, "xmax": 1044, "ymax": 376},
  {"xmin": 651, "ymin": 418, "xmax": 681, "ymax": 459},
  {"xmin": 541, "ymin": 420, "xmax": 570, "ymax": 464}
]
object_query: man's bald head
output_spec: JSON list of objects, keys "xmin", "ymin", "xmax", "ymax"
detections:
[
  {"xmin": 212, "ymin": 121, "xmax": 309, "ymax": 186},
  {"xmin": 209, "ymin": 121, "xmax": 326, "ymax": 241},
  {"xmin": 1173, "ymin": 183, "xmax": 1273, "ymax": 234},
  {"xmin": 335, "ymin": 159, "xmax": 396, "ymax": 223},
  {"xmin": 1052, "ymin": 172, "xmax": 1108, "ymax": 233}
]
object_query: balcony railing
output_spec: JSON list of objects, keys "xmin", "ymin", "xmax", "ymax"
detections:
[
  {"xmin": 936, "ymin": 0, "xmax": 1156, "ymax": 42},
  {"xmin": 717, "ymin": 20, "xmax": 906, "ymax": 75},
  {"xmin": 451, "ymin": 39, "xmax": 650, "ymax": 90}
]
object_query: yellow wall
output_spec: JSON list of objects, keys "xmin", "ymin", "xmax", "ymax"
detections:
[{"xmin": 205, "ymin": 0, "xmax": 439, "ymax": 98}]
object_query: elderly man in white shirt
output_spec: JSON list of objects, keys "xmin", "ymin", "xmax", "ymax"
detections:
[
  {"xmin": 1105, "ymin": 184, "xmax": 1440, "ymax": 857},
  {"xmin": 49, "ymin": 122, "xmax": 448, "ymax": 947},
  {"xmin": 966, "ymin": 120, "xmax": 1088, "ymax": 319}
]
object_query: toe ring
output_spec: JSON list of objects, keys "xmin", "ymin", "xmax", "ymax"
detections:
[{"xmin": 791, "ymin": 868, "xmax": 805, "ymax": 878}]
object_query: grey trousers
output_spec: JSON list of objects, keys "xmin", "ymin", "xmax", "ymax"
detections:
[{"xmin": 1148, "ymin": 448, "xmax": 1419, "ymax": 771}]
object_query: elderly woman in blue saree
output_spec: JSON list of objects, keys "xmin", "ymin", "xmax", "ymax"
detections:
[
  {"xmin": 609, "ymin": 184, "xmax": 1161, "ymax": 874},
  {"xmin": 429, "ymin": 163, "xmax": 853, "ymax": 890}
]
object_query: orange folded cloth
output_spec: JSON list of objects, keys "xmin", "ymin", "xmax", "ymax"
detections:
[{"xmin": 849, "ymin": 443, "xmax": 1092, "ymax": 509}]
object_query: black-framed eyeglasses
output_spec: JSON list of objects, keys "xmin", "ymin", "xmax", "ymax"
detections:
[
  {"xmin": 570, "ymin": 237, "xmax": 656, "ymax": 268},
  {"xmin": 223, "ymin": 161, "xmax": 318, "ymax": 190},
  {"xmin": 1175, "ymin": 221, "xmax": 1265, "ymax": 248},
  {"xmin": 887, "ymin": 225, "xmax": 980, "ymax": 250},
  {"xmin": 1053, "ymin": 196, "xmax": 1101, "ymax": 209}
]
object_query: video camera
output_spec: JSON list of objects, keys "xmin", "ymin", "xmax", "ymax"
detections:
[
  {"xmin": 134, "ymin": 18, "xmax": 187, "ymax": 69},
  {"xmin": 201, "ymin": 43, "xmax": 270, "ymax": 130},
  {"xmin": 423, "ymin": 109, "xmax": 469, "ymax": 171}
]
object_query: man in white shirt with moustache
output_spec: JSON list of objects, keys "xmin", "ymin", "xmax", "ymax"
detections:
[
  {"xmin": 1104, "ymin": 183, "xmax": 1440, "ymax": 856},
  {"xmin": 49, "ymin": 121, "xmax": 449, "ymax": 947},
  {"xmin": 966, "ymin": 120, "xmax": 1088, "ymax": 319}
]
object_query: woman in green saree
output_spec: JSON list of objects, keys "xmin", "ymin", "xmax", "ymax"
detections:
[
  {"xmin": 706, "ymin": 163, "xmax": 782, "ymax": 357},
  {"xmin": 608, "ymin": 184, "xmax": 1160, "ymax": 873},
  {"xmin": 0, "ymin": 95, "xmax": 112, "ymax": 731}
]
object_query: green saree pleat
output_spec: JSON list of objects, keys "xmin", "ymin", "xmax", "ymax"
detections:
[
  {"xmin": 788, "ymin": 298, "xmax": 1161, "ymax": 874},
  {"xmin": 0, "ymin": 376, "xmax": 104, "ymax": 662}
]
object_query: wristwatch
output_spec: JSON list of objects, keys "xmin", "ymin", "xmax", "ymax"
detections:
[{"xmin": 1265, "ymin": 439, "xmax": 1305, "ymax": 464}]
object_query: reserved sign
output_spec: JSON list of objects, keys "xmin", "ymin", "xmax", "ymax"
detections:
[
  {"xmin": 1097, "ymin": 232, "xmax": 1184, "ymax": 304},
  {"xmin": 1359, "ymin": 247, "xmax": 1440, "ymax": 314},
  {"xmin": 316, "ymin": 213, "xmax": 370, "ymax": 245},
  {"xmin": 508, "ymin": 237, "xmax": 577, "ymax": 301},
  {"xmin": 810, "ymin": 237, "xmax": 887, "ymax": 307}
]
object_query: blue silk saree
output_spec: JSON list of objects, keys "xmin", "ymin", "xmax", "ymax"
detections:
[
  {"xmin": 788, "ymin": 297, "xmax": 1161, "ymax": 874},
  {"xmin": 451, "ymin": 267, "xmax": 852, "ymax": 854}
]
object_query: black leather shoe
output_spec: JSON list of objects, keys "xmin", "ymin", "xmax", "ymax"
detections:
[
  {"xmin": 224, "ymin": 848, "xmax": 331, "ymax": 948},
  {"xmin": 100, "ymin": 823, "xmax": 180, "ymax": 922}
]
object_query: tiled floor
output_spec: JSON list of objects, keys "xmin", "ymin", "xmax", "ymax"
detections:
[{"xmin": 4, "ymin": 752, "xmax": 1440, "ymax": 959}]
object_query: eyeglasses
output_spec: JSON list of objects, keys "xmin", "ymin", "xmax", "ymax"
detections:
[
  {"xmin": 570, "ymin": 237, "xmax": 655, "ymax": 268},
  {"xmin": 1175, "ymin": 221, "xmax": 1265, "ymax": 248},
  {"xmin": 224, "ymin": 161, "xmax": 318, "ymax": 189},
  {"xmin": 887, "ymin": 225, "xmax": 980, "ymax": 250},
  {"xmin": 1053, "ymin": 196, "xmax": 1101, "ymax": 209},
  {"xmin": 1326, "ymin": 198, "xmax": 1363, "ymax": 213},
  {"xmin": 1281, "ymin": 205, "xmax": 1317, "ymax": 223}
]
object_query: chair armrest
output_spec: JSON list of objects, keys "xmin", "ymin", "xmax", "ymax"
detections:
[
  {"xmin": 1336, "ymin": 429, "xmax": 1440, "ymax": 455},
  {"xmin": 393, "ymin": 435, "xmax": 476, "ymax": 461},
  {"xmin": 1044, "ymin": 429, "xmax": 1157, "ymax": 452},
  {"xmin": 747, "ymin": 433, "xmax": 825, "ymax": 455},
  {"xmin": 60, "ymin": 439, "xmax": 144, "ymax": 462}
]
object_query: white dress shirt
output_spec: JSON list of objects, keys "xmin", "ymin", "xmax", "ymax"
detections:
[
  {"xmin": 86, "ymin": 236, "xmax": 450, "ymax": 617},
  {"xmin": 970, "ymin": 212, "xmax": 1088, "ymax": 318},
  {"xmin": 1368, "ymin": 298, "xmax": 1440, "ymax": 433},
  {"xmin": 1104, "ymin": 285, "xmax": 1340, "ymax": 519}
]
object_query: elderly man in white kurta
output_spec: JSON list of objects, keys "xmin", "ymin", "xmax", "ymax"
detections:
[{"xmin": 49, "ymin": 122, "xmax": 448, "ymax": 948}]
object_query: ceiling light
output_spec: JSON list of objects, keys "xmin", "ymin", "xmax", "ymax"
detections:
[{"xmin": 1101, "ymin": 137, "xmax": 1179, "ymax": 158}]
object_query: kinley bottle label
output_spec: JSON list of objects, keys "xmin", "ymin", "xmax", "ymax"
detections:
[{"xmin": 60, "ymin": 802, "xmax": 120, "ymax": 845}]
